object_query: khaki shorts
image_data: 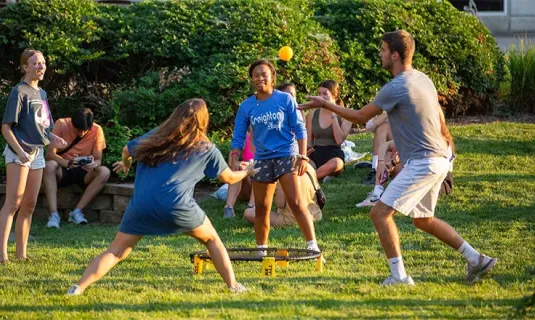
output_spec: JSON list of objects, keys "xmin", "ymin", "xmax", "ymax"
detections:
[
  {"xmin": 279, "ymin": 203, "xmax": 322, "ymax": 226},
  {"xmin": 380, "ymin": 157, "xmax": 449, "ymax": 218},
  {"xmin": 3, "ymin": 145, "xmax": 45, "ymax": 170}
]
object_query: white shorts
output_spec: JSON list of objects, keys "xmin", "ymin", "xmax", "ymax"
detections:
[
  {"xmin": 380, "ymin": 157, "xmax": 449, "ymax": 218},
  {"xmin": 3, "ymin": 145, "xmax": 45, "ymax": 170}
]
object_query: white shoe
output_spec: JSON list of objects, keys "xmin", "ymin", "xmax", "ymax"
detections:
[
  {"xmin": 67, "ymin": 285, "xmax": 83, "ymax": 296},
  {"xmin": 46, "ymin": 212, "xmax": 61, "ymax": 229},
  {"xmin": 68, "ymin": 210, "xmax": 88, "ymax": 225},
  {"xmin": 228, "ymin": 283, "xmax": 248, "ymax": 293},
  {"xmin": 307, "ymin": 246, "xmax": 327, "ymax": 265},
  {"xmin": 356, "ymin": 192, "xmax": 381, "ymax": 208},
  {"xmin": 381, "ymin": 275, "xmax": 415, "ymax": 286}
]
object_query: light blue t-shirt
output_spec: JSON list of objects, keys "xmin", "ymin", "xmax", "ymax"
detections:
[
  {"xmin": 231, "ymin": 89, "xmax": 306, "ymax": 160},
  {"xmin": 119, "ymin": 131, "xmax": 227, "ymax": 235}
]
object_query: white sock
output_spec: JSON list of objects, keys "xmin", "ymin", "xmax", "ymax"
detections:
[
  {"xmin": 257, "ymin": 244, "xmax": 268, "ymax": 257},
  {"xmin": 388, "ymin": 256, "xmax": 407, "ymax": 280},
  {"xmin": 373, "ymin": 185, "xmax": 384, "ymax": 196},
  {"xmin": 372, "ymin": 155, "xmax": 378, "ymax": 170},
  {"xmin": 458, "ymin": 241, "xmax": 481, "ymax": 266},
  {"xmin": 306, "ymin": 240, "xmax": 319, "ymax": 251}
]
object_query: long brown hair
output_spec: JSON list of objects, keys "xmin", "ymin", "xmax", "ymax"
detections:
[
  {"xmin": 439, "ymin": 107, "xmax": 455, "ymax": 152},
  {"xmin": 133, "ymin": 98, "xmax": 210, "ymax": 167},
  {"xmin": 319, "ymin": 79, "xmax": 344, "ymax": 107}
]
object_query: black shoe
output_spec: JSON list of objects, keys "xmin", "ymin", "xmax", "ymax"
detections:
[
  {"xmin": 353, "ymin": 161, "xmax": 372, "ymax": 169},
  {"xmin": 363, "ymin": 169, "xmax": 376, "ymax": 185}
]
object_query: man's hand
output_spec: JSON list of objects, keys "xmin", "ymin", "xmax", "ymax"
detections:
[
  {"xmin": 112, "ymin": 161, "xmax": 130, "ymax": 175},
  {"xmin": 298, "ymin": 96, "xmax": 326, "ymax": 111}
]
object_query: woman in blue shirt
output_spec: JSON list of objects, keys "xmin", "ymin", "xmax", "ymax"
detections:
[
  {"xmin": 0, "ymin": 49, "xmax": 67, "ymax": 264},
  {"xmin": 230, "ymin": 60, "xmax": 320, "ymax": 255},
  {"xmin": 68, "ymin": 99, "xmax": 256, "ymax": 295}
]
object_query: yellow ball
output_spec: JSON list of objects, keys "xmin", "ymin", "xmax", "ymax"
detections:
[{"xmin": 278, "ymin": 46, "xmax": 294, "ymax": 61}]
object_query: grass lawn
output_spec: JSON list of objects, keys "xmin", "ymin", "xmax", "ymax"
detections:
[{"xmin": 0, "ymin": 122, "xmax": 534, "ymax": 319}]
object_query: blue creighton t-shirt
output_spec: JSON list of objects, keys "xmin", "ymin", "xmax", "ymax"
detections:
[
  {"xmin": 231, "ymin": 89, "xmax": 306, "ymax": 160},
  {"xmin": 119, "ymin": 131, "xmax": 227, "ymax": 235}
]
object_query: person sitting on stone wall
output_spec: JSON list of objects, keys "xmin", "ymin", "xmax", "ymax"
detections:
[{"xmin": 43, "ymin": 108, "xmax": 110, "ymax": 228}]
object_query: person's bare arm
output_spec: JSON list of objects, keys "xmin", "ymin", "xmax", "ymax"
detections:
[
  {"xmin": 300, "ymin": 97, "xmax": 383, "ymax": 125},
  {"xmin": 218, "ymin": 162, "xmax": 260, "ymax": 185}
]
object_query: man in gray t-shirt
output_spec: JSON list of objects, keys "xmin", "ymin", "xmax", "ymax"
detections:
[{"xmin": 299, "ymin": 30, "xmax": 496, "ymax": 286}]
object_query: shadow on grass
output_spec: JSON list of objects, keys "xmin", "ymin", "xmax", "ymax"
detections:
[{"xmin": 0, "ymin": 297, "xmax": 517, "ymax": 319}]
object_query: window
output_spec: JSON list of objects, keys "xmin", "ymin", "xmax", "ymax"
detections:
[{"xmin": 448, "ymin": 0, "xmax": 505, "ymax": 13}]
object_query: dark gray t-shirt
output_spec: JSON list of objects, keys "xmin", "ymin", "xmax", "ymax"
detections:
[
  {"xmin": 2, "ymin": 82, "xmax": 54, "ymax": 152},
  {"xmin": 372, "ymin": 69, "xmax": 448, "ymax": 163}
]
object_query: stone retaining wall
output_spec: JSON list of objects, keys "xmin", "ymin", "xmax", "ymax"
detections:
[{"xmin": 0, "ymin": 183, "xmax": 133, "ymax": 224}]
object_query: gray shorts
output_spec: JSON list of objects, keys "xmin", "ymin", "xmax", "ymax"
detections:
[
  {"xmin": 3, "ymin": 145, "xmax": 45, "ymax": 170},
  {"xmin": 252, "ymin": 155, "xmax": 298, "ymax": 183},
  {"xmin": 380, "ymin": 157, "xmax": 449, "ymax": 218}
]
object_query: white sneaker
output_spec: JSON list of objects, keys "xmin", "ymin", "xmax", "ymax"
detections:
[
  {"xmin": 46, "ymin": 212, "xmax": 61, "ymax": 229},
  {"xmin": 228, "ymin": 283, "xmax": 248, "ymax": 293},
  {"xmin": 356, "ymin": 192, "xmax": 381, "ymax": 208},
  {"xmin": 381, "ymin": 275, "xmax": 415, "ymax": 286},
  {"xmin": 67, "ymin": 285, "xmax": 83, "ymax": 296},
  {"xmin": 68, "ymin": 210, "xmax": 88, "ymax": 225},
  {"xmin": 307, "ymin": 246, "xmax": 327, "ymax": 265}
]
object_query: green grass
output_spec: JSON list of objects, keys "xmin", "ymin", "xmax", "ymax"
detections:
[{"xmin": 1, "ymin": 122, "xmax": 534, "ymax": 319}]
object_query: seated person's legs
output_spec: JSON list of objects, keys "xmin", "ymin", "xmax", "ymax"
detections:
[
  {"xmin": 224, "ymin": 181, "xmax": 242, "ymax": 218},
  {"xmin": 43, "ymin": 160, "xmax": 63, "ymax": 228},
  {"xmin": 73, "ymin": 165, "xmax": 110, "ymax": 220},
  {"xmin": 365, "ymin": 120, "xmax": 392, "ymax": 185},
  {"xmin": 309, "ymin": 145, "xmax": 345, "ymax": 181}
]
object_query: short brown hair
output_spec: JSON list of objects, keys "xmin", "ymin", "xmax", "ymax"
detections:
[{"xmin": 382, "ymin": 30, "xmax": 415, "ymax": 65}]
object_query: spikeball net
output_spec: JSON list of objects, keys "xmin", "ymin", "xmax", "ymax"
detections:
[{"xmin": 189, "ymin": 247, "xmax": 324, "ymax": 277}]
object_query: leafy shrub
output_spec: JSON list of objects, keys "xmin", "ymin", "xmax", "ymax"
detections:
[
  {"xmin": 109, "ymin": 0, "xmax": 343, "ymax": 130},
  {"xmin": 0, "ymin": 0, "xmax": 510, "ymax": 178},
  {"xmin": 314, "ymin": 0, "xmax": 506, "ymax": 115}
]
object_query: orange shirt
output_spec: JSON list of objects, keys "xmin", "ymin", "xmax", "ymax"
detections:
[{"xmin": 51, "ymin": 118, "xmax": 106, "ymax": 160}]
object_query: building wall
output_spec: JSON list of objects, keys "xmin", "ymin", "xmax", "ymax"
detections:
[{"xmin": 478, "ymin": 0, "xmax": 535, "ymax": 34}]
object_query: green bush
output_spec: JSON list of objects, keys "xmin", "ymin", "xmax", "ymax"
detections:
[
  {"xmin": 0, "ymin": 0, "xmax": 510, "ymax": 179},
  {"xmin": 0, "ymin": 0, "xmax": 104, "ymax": 114},
  {"xmin": 109, "ymin": 0, "xmax": 343, "ymax": 130},
  {"xmin": 314, "ymin": 0, "xmax": 506, "ymax": 115}
]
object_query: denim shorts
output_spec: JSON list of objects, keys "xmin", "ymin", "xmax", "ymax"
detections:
[
  {"xmin": 3, "ymin": 145, "xmax": 45, "ymax": 170},
  {"xmin": 252, "ymin": 155, "xmax": 298, "ymax": 183}
]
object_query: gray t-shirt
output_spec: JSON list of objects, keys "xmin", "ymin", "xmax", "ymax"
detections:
[
  {"xmin": 2, "ymin": 82, "xmax": 54, "ymax": 152},
  {"xmin": 372, "ymin": 69, "xmax": 448, "ymax": 163}
]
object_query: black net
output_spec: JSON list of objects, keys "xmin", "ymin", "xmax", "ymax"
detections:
[{"xmin": 190, "ymin": 247, "xmax": 321, "ymax": 263}]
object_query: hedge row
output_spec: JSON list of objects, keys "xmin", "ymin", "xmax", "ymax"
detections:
[{"xmin": 0, "ymin": 0, "xmax": 506, "ymax": 173}]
